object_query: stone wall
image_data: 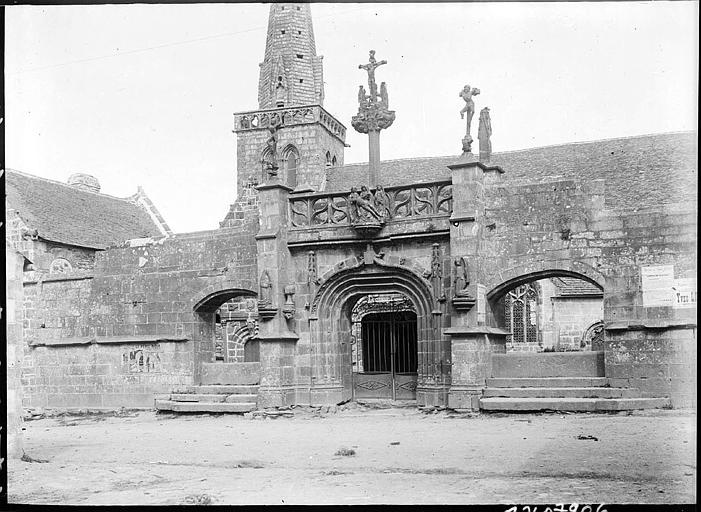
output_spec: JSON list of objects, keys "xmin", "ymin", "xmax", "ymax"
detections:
[
  {"xmin": 20, "ymin": 228, "xmax": 258, "ymax": 409},
  {"xmin": 5, "ymin": 244, "xmax": 25, "ymax": 458}
]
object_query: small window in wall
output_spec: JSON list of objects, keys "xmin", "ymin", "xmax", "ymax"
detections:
[
  {"xmin": 296, "ymin": 54, "xmax": 304, "ymax": 59},
  {"xmin": 298, "ymin": 30, "xmax": 302, "ymax": 35},
  {"xmin": 296, "ymin": 6, "xmax": 301, "ymax": 10},
  {"xmin": 331, "ymin": 155, "xmax": 338, "ymax": 166},
  {"xmin": 299, "ymin": 79, "xmax": 304, "ymax": 84},
  {"xmin": 325, "ymin": 151, "xmax": 332, "ymax": 166},
  {"xmin": 281, "ymin": 30, "xmax": 286, "ymax": 34}
]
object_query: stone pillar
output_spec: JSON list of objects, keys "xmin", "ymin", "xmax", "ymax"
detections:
[
  {"xmin": 5, "ymin": 243, "xmax": 25, "ymax": 458},
  {"xmin": 446, "ymin": 154, "xmax": 507, "ymax": 410},
  {"xmin": 368, "ymin": 130, "xmax": 380, "ymax": 187},
  {"xmin": 255, "ymin": 181, "xmax": 299, "ymax": 407}
]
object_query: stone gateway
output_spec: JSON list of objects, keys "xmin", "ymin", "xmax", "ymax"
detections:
[{"xmin": 5, "ymin": 3, "xmax": 696, "ymax": 418}]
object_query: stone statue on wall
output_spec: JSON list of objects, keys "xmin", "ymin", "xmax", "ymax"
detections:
[
  {"xmin": 478, "ymin": 107, "xmax": 492, "ymax": 161},
  {"xmin": 262, "ymin": 114, "xmax": 282, "ymax": 176},
  {"xmin": 259, "ymin": 270, "xmax": 273, "ymax": 306},
  {"xmin": 349, "ymin": 186, "xmax": 383, "ymax": 223},
  {"xmin": 459, "ymin": 85, "xmax": 480, "ymax": 153},
  {"xmin": 352, "ymin": 50, "xmax": 395, "ymax": 135},
  {"xmin": 453, "ymin": 257, "xmax": 470, "ymax": 296},
  {"xmin": 372, "ymin": 185, "xmax": 391, "ymax": 220}
]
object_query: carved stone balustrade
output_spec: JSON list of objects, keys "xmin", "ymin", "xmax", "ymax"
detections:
[
  {"xmin": 234, "ymin": 104, "xmax": 346, "ymax": 143},
  {"xmin": 289, "ymin": 180, "xmax": 453, "ymax": 229}
]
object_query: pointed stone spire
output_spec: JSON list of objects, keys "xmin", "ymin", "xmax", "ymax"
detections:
[{"xmin": 258, "ymin": 3, "xmax": 325, "ymax": 109}]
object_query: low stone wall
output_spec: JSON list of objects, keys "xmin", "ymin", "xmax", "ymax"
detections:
[
  {"xmin": 605, "ymin": 326, "xmax": 697, "ymax": 408},
  {"xmin": 491, "ymin": 351, "xmax": 605, "ymax": 378}
]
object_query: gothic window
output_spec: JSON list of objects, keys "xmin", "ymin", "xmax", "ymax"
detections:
[
  {"xmin": 325, "ymin": 151, "xmax": 332, "ymax": 166},
  {"xmin": 331, "ymin": 155, "xmax": 338, "ymax": 166},
  {"xmin": 505, "ymin": 283, "xmax": 540, "ymax": 345},
  {"xmin": 283, "ymin": 145, "xmax": 299, "ymax": 188}
]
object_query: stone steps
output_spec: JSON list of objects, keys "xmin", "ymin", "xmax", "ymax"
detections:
[
  {"xmin": 486, "ymin": 377, "xmax": 609, "ymax": 388},
  {"xmin": 155, "ymin": 400, "xmax": 256, "ymax": 413},
  {"xmin": 482, "ymin": 387, "xmax": 639, "ymax": 399},
  {"xmin": 479, "ymin": 397, "xmax": 671, "ymax": 412},
  {"xmin": 170, "ymin": 393, "xmax": 258, "ymax": 403}
]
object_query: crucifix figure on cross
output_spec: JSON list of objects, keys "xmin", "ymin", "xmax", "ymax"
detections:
[{"xmin": 359, "ymin": 50, "xmax": 387, "ymax": 101}]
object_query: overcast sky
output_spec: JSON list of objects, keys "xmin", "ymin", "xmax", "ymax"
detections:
[{"xmin": 5, "ymin": 2, "xmax": 698, "ymax": 233}]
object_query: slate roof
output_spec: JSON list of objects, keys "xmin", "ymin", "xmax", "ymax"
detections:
[
  {"xmin": 5, "ymin": 169, "xmax": 164, "ymax": 249},
  {"xmin": 550, "ymin": 277, "xmax": 603, "ymax": 297},
  {"xmin": 325, "ymin": 131, "xmax": 698, "ymax": 208}
]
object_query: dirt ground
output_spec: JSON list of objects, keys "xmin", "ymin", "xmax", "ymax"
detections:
[{"xmin": 7, "ymin": 405, "xmax": 697, "ymax": 505}]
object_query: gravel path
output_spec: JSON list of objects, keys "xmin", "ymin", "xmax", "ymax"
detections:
[{"xmin": 7, "ymin": 406, "xmax": 696, "ymax": 505}]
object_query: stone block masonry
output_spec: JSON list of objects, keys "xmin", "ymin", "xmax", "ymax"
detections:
[{"xmin": 20, "ymin": 227, "xmax": 259, "ymax": 409}]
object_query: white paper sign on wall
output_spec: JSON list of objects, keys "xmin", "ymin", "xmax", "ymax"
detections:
[{"xmin": 641, "ymin": 265, "xmax": 675, "ymax": 307}]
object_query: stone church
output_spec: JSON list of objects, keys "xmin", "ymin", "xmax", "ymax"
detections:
[{"xmin": 5, "ymin": 3, "xmax": 697, "ymax": 423}]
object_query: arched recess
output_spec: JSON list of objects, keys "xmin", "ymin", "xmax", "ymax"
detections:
[
  {"xmin": 281, "ymin": 144, "xmax": 299, "ymax": 188},
  {"xmin": 191, "ymin": 287, "xmax": 257, "ymax": 383},
  {"xmin": 487, "ymin": 263, "xmax": 606, "ymax": 302},
  {"xmin": 486, "ymin": 266, "xmax": 605, "ymax": 350},
  {"xmin": 309, "ymin": 261, "xmax": 447, "ymax": 404}
]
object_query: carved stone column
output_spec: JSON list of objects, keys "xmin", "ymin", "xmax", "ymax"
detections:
[
  {"xmin": 255, "ymin": 178, "xmax": 299, "ymax": 407},
  {"xmin": 446, "ymin": 153, "xmax": 507, "ymax": 410}
]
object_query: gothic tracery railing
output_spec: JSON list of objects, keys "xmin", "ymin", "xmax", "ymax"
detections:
[
  {"xmin": 234, "ymin": 105, "xmax": 346, "ymax": 141},
  {"xmin": 289, "ymin": 181, "xmax": 453, "ymax": 228}
]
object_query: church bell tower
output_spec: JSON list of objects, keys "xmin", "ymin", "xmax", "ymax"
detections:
[{"xmin": 233, "ymin": 3, "xmax": 347, "ymax": 193}]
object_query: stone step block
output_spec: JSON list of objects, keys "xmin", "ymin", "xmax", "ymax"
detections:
[
  {"xmin": 482, "ymin": 387, "xmax": 640, "ymax": 399},
  {"xmin": 479, "ymin": 397, "xmax": 671, "ymax": 412},
  {"xmin": 155, "ymin": 400, "xmax": 256, "ymax": 413},
  {"xmin": 170, "ymin": 393, "xmax": 228, "ymax": 402},
  {"xmin": 491, "ymin": 351, "xmax": 605, "ymax": 378},
  {"xmin": 224, "ymin": 394, "xmax": 258, "ymax": 403},
  {"xmin": 486, "ymin": 377, "xmax": 609, "ymax": 388},
  {"xmin": 186, "ymin": 385, "xmax": 260, "ymax": 394},
  {"xmin": 200, "ymin": 362, "xmax": 261, "ymax": 385}
]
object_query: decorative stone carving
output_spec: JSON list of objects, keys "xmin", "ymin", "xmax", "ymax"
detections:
[
  {"xmin": 20, "ymin": 227, "xmax": 39, "ymax": 241},
  {"xmin": 349, "ymin": 185, "xmax": 385, "ymax": 236},
  {"xmin": 282, "ymin": 285, "xmax": 296, "ymax": 320},
  {"xmin": 258, "ymin": 270, "xmax": 277, "ymax": 319},
  {"xmin": 49, "ymin": 258, "xmax": 72, "ymax": 274},
  {"xmin": 262, "ymin": 113, "xmax": 282, "ymax": 177},
  {"xmin": 453, "ymin": 257, "xmax": 470, "ymax": 296},
  {"xmin": 289, "ymin": 181, "xmax": 452, "ymax": 228},
  {"xmin": 351, "ymin": 50, "xmax": 396, "ymax": 134},
  {"xmin": 459, "ymin": 84, "xmax": 480, "ymax": 153},
  {"xmin": 429, "ymin": 243, "xmax": 446, "ymax": 303},
  {"xmin": 478, "ymin": 107, "xmax": 492, "ymax": 162},
  {"xmin": 451, "ymin": 257, "xmax": 476, "ymax": 311},
  {"xmin": 305, "ymin": 251, "xmax": 317, "ymax": 309}
]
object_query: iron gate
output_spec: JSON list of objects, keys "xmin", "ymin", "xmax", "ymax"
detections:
[{"xmin": 351, "ymin": 295, "xmax": 418, "ymax": 400}]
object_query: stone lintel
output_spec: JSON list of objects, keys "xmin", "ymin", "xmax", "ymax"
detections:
[
  {"xmin": 449, "ymin": 214, "xmax": 476, "ymax": 224},
  {"xmin": 447, "ymin": 157, "xmax": 504, "ymax": 174},
  {"xmin": 255, "ymin": 231, "xmax": 278, "ymax": 241},
  {"xmin": 287, "ymin": 227, "xmax": 450, "ymax": 250},
  {"xmin": 253, "ymin": 332, "xmax": 299, "ymax": 342},
  {"xmin": 605, "ymin": 320, "xmax": 697, "ymax": 331},
  {"xmin": 444, "ymin": 326, "xmax": 509, "ymax": 336},
  {"xmin": 256, "ymin": 182, "xmax": 294, "ymax": 193}
]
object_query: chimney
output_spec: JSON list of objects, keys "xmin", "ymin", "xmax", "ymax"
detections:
[{"xmin": 67, "ymin": 173, "xmax": 101, "ymax": 193}]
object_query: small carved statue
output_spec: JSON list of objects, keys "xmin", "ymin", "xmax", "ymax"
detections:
[
  {"xmin": 478, "ymin": 107, "xmax": 492, "ymax": 159},
  {"xmin": 349, "ymin": 186, "xmax": 383, "ymax": 223},
  {"xmin": 262, "ymin": 115, "xmax": 282, "ymax": 176},
  {"xmin": 459, "ymin": 84, "xmax": 481, "ymax": 143},
  {"xmin": 379, "ymin": 82, "xmax": 389, "ymax": 108},
  {"xmin": 373, "ymin": 185, "xmax": 391, "ymax": 220},
  {"xmin": 453, "ymin": 257, "xmax": 471, "ymax": 296},
  {"xmin": 358, "ymin": 85, "xmax": 368, "ymax": 107},
  {"xmin": 259, "ymin": 270, "xmax": 273, "ymax": 306},
  {"xmin": 430, "ymin": 243, "xmax": 445, "ymax": 302}
]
